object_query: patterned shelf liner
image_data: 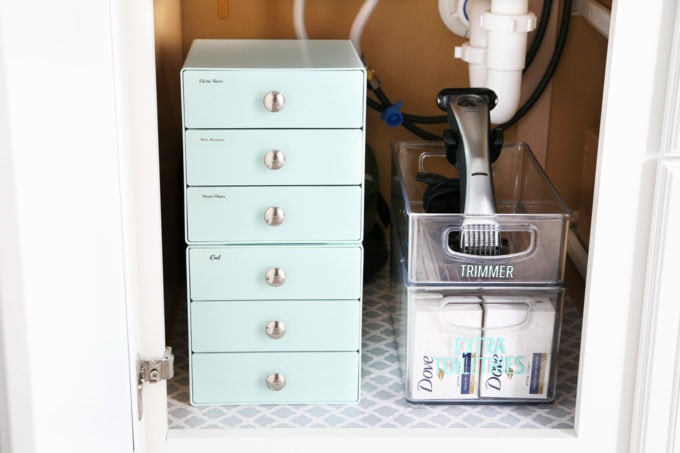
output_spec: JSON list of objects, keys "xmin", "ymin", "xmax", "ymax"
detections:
[{"xmin": 167, "ymin": 268, "xmax": 580, "ymax": 429}]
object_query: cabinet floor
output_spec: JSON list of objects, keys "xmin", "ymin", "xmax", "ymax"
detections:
[{"xmin": 167, "ymin": 267, "xmax": 581, "ymax": 429}]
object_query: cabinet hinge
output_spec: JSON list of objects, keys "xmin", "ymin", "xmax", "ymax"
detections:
[{"xmin": 137, "ymin": 346, "xmax": 174, "ymax": 420}]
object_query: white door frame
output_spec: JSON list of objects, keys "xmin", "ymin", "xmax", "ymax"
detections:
[{"xmin": 629, "ymin": 1, "xmax": 680, "ymax": 450}]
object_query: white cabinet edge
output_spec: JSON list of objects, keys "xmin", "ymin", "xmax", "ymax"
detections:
[
  {"xmin": 662, "ymin": 3, "xmax": 680, "ymax": 156},
  {"xmin": 632, "ymin": 6, "xmax": 680, "ymax": 447},
  {"xmin": 631, "ymin": 160, "xmax": 680, "ymax": 452}
]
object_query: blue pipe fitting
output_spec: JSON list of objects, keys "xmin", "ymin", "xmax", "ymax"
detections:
[{"xmin": 380, "ymin": 101, "xmax": 403, "ymax": 127}]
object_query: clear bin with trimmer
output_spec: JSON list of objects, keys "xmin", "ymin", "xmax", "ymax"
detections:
[{"xmin": 390, "ymin": 88, "xmax": 572, "ymax": 404}]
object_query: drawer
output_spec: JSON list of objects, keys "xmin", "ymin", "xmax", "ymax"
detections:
[
  {"xmin": 187, "ymin": 245, "xmax": 363, "ymax": 301},
  {"xmin": 185, "ymin": 186, "xmax": 363, "ymax": 243},
  {"xmin": 191, "ymin": 351, "xmax": 360, "ymax": 405},
  {"xmin": 190, "ymin": 299, "xmax": 361, "ymax": 352},
  {"xmin": 182, "ymin": 70, "xmax": 365, "ymax": 129},
  {"xmin": 184, "ymin": 129, "xmax": 364, "ymax": 186}
]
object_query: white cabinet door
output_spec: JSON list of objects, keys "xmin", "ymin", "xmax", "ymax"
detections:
[
  {"xmin": 107, "ymin": 0, "xmax": 170, "ymax": 451},
  {"xmin": 0, "ymin": 1, "xmax": 143, "ymax": 452}
]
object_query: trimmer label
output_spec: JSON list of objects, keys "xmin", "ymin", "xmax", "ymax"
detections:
[{"xmin": 459, "ymin": 264, "xmax": 514, "ymax": 279}]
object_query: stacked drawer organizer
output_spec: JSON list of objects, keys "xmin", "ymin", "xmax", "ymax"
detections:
[
  {"xmin": 391, "ymin": 141, "xmax": 571, "ymax": 403},
  {"xmin": 181, "ymin": 40, "xmax": 366, "ymax": 405}
]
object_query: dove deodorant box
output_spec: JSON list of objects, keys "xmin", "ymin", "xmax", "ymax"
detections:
[
  {"xmin": 479, "ymin": 297, "xmax": 556, "ymax": 399},
  {"xmin": 408, "ymin": 296, "xmax": 483, "ymax": 401}
]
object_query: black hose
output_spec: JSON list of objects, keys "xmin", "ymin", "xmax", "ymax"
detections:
[
  {"xmin": 372, "ymin": 86, "xmax": 392, "ymax": 107},
  {"xmin": 366, "ymin": 0, "xmax": 571, "ymax": 136},
  {"xmin": 525, "ymin": 0, "xmax": 553, "ymax": 71},
  {"xmin": 368, "ymin": 90, "xmax": 443, "ymax": 141},
  {"xmin": 403, "ymin": 112, "xmax": 447, "ymax": 124},
  {"xmin": 370, "ymin": 85, "xmax": 447, "ymax": 125},
  {"xmin": 367, "ymin": 2, "xmax": 553, "ymax": 127},
  {"xmin": 401, "ymin": 119, "xmax": 442, "ymax": 141}
]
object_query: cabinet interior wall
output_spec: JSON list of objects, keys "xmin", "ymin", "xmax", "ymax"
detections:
[{"xmin": 153, "ymin": 0, "xmax": 607, "ymax": 334}]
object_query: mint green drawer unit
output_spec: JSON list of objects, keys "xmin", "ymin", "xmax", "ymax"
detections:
[
  {"xmin": 185, "ymin": 186, "xmax": 363, "ymax": 243},
  {"xmin": 191, "ymin": 351, "xmax": 360, "ymax": 405},
  {"xmin": 190, "ymin": 299, "xmax": 361, "ymax": 352},
  {"xmin": 182, "ymin": 40, "xmax": 365, "ymax": 406},
  {"xmin": 184, "ymin": 129, "xmax": 364, "ymax": 186},
  {"xmin": 182, "ymin": 69, "xmax": 365, "ymax": 129},
  {"xmin": 187, "ymin": 245, "xmax": 363, "ymax": 301}
]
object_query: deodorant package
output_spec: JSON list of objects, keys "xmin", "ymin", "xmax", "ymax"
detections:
[
  {"xmin": 479, "ymin": 297, "xmax": 557, "ymax": 400},
  {"xmin": 393, "ymin": 273, "xmax": 564, "ymax": 404},
  {"xmin": 407, "ymin": 295, "xmax": 483, "ymax": 401}
]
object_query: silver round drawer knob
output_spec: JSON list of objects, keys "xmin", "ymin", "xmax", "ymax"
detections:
[
  {"xmin": 263, "ymin": 90, "xmax": 285, "ymax": 112},
  {"xmin": 265, "ymin": 320, "xmax": 286, "ymax": 339},
  {"xmin": 265, "ymin": 267, "xmax": 286, "ymax": 287},
  {"xmin": 265, "ymin": 373, "xmax": 286, "ymax": 391},
  {"xmin": 264, "ymin": 206, "xmax": 285, "ymax": 226},
  {"xmin": 264, "ymin": 149, "xmax": 286, "ymax": 170}
]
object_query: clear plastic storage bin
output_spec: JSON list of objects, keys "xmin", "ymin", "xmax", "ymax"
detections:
[
  {"xmin": 391, "ymin": 251, "xmax": 565, "ymax": 403},
  {"xmin": 390, "ymin": 141, "xmax": 570, "ymax": 404},
  {"xmin": 391, "ymin": 141, "xmax": 571, "ymax": 286}
]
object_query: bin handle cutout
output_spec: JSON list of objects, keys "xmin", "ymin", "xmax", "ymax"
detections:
[
  {"xmin": 442, "ymin": 224, "xmax": 537, "ymax": 262},
  {"xmin": 435, "ymin": 298, "xmax": 484, "ymax": 333},
  {"xmin": 418, "ymin": 151, "xmax": 448, "ymax": 173},
  {"xmin": 435, "ymin": 297, "xmax": 533, "ymax": 332}
]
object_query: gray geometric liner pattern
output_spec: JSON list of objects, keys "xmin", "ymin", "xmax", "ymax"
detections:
[{"xmin": 168, "ymin": 268, "xmax": 580, "ymax": 429}]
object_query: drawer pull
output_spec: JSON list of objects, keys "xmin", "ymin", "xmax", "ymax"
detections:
[
  {"xmin": 265, "ymin": 373, "xmax": 286, "ymax": 391},
  {"xmin": 263, "ymin": 90, "xmax": 285, "ymax": 112},
  {"xmin": 265, "ymin": 320, "xmax": 286, "ymax": 339},
  {"xmin": 265, "ymin": 267, "xmax": 286, "ymax": 287},
  {"xmin": 264, "ymin": 149, "xmax": 286, "ymax": 170},
  {"xmin": 264, "ymin": 206, "xmax": 286, "ymax": 226}
]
